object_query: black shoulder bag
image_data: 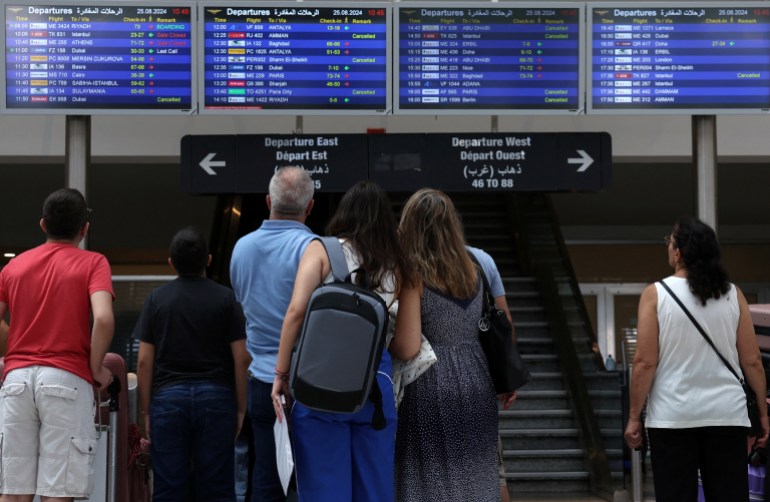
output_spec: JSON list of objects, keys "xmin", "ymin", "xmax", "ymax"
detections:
[
  {"xmin": 658, "ymin": 280, "xmax": 763, "ymax": 436},
  {"xmin": 469, "ymin": 253, "xmax": 531, "ymax": 393}
]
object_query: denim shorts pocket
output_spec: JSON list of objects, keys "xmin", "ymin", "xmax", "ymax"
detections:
[{"xmin": 65, "ymin": 436, "xmax": 96, "ymax": 496}]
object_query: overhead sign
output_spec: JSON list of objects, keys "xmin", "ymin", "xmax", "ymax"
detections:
[
  {"xmin": 369, "ymin": 132, "xmax": 611, "ymax": 192},
  {"xmin": 181, "ymin": 132, "xmax": 611, "ymax": 193},
  {"xmin": 181, "ymin": 133, "xmax": 368, "ymax": 193}
]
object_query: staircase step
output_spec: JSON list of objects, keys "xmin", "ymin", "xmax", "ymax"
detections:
[
  {"xmin": 510, "ymin": 307, "xmax": 547, "ymax": 323},
  {"xmin": 504, "ymin": 454, "xmax": 587, "ymax": 474},
  {"xmin": 504, "ymin": 472, "xmax": 592, "ymax": 495},
  {"xmin": 500, "ymin": 409, "xmax": 573, "ymax": 429},
  {"xmin": 463, "ymin": 193, "xmax": 623, "ymax": 496},
  {"xmin": 501, "ymin": 428, "xmax": 581, "ymax": 450},
  {"xmin": 512, "ymin": 390, "xmax": 569, "ymax": 410},
  {"xmin": 522, "ymin": 354, "xmax": 560, "ymax": 373}
]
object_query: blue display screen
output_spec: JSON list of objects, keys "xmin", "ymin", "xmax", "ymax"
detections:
[
  {"xmin": 396, "ymin": 5, "xmax": 582, "ymax": 112},
  {"xmin": 201, "ymin": 4, "xmax": 389, "ymax": 112},
  {"xmin": 590, "ymin": 5, "xmax": 770, "ymax": 111},
  {"xmin": 4, "ymin": 3, "xmax": 193, "ymax": 110}
]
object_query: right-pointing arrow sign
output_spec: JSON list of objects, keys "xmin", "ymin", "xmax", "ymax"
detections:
[
  {"xmin": 567, "ymin": 149, "xmax": 594, "ymax": 172},
  {"xmin": 199, "ymin": 153, "xmax": 226, "ymax": 175}
]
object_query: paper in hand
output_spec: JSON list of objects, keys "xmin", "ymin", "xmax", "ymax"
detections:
[{"xmin": 273, "ymin": 416, "xmax": 294, "ymax": 495}]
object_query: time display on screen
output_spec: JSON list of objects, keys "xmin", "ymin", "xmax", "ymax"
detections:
[
  {"xmin": 590, "ymin": 4, "xmax": 770, "ymax": 111},
  {"xmin": 4, "ymin": 3, "xmax": 193, "ymax": 111},
  {"xmin": 396, "ymin": 4, "xmax": 582, "ymax": 112},
  {"xmin": 201, "ymin": 3, "xmax": 390, "ymax": 112}
]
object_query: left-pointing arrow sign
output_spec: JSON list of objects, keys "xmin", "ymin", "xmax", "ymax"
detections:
[
  {"xmin": 199, "ymin": 153, "xmax": 226, "ymax": 175},
  {"xmin": 567, "ymin": 149, "xmax": 594, "ymax": 173}
]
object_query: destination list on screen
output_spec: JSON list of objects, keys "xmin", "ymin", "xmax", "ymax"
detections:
[
  {"xmin": 201, "ymin": 5, "xmax": 388, "ymax": 111},
  {"xmin": 591, "ymin": 6, "xmax": 770, "ymax": 110},
  {"xmin": 5, "ymin": 4, "xmax": 193, "ymax": 110},
  {"xmin": 397, "ymin": 6, "xmax": 581, "ymax": 111}
]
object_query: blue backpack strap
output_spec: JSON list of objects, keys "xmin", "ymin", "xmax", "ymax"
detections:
[{"xmin": 317, "ymin": 236, "xmax": 350, "ymax": 283}]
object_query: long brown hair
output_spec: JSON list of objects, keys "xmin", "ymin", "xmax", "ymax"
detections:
[
  {"xmin": 326, "ymin": 181, "xmax": 410, "ymax": 292},
  {"xmin": 399, "ymin": 188, "xmax": 477, "ymax": 298}
]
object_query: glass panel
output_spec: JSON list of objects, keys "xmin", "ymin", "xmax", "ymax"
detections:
[
  {"xmin": 614, "ymin": 294, "xmax": 641, "ymax": 371},
  {"xmin": 111, "ymin": 279, "xmax": 173, "ymax": 372}
]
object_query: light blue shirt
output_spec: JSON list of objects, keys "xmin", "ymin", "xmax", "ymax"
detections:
[
  {"xmin": 467, "ymin": 245, "xmax": 505, "ymax": 298},
  {"xmin": 230, "ymin": 220, "xmax": 316, "ymax": 383}
]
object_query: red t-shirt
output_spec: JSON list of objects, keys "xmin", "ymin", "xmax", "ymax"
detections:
[{"xmin": 0, "ymin": 242, "xmax": 114, "ymax": 383}]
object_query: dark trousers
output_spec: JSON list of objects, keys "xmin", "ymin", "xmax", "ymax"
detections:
[
  {"xmin": 248, "ymin": 377, "xmax": 287, "ymax": 502},
  {"xmin": 647, "ymin": 426, "xmax": 749, "ymax": 502},
  {"xmin": 150, "ymin": 381, "xmax": 237, "ymax": 502}
]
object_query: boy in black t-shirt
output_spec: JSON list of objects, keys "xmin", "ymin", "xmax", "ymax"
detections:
[{"xmin": 134, "ymin": 226, "xmax": 250, "ymax": 501}]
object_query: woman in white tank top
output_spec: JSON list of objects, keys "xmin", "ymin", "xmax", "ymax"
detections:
[{"xmin": 624, "ymin": 217, "xmax": 768, "ymax": 502}]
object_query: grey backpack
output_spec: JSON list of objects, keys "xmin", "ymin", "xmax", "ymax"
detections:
[{"xmin": 289, "ymin": 237, "xmax": 388, "ymax": 429}]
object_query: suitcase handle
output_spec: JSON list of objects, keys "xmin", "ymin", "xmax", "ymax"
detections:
[{"xmin": 107, "ymin": 374, "xmax": 121, "ymax": 412}]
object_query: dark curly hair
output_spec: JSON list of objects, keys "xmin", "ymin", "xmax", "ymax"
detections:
[{"xmin": 671, "ymin": 216, "xmax": 731, "ymax": 306}]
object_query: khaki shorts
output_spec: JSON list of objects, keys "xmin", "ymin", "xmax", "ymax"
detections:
[{"xmin": 0, "ymin": 366, "xmax": 97, "ymax": 498}]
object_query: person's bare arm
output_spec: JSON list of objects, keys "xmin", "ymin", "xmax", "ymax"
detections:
[
  {"xmin": 0, "ymin": 309, "xmax": 8, "ymax": 357},
  {"xmin": 389, "ymin": 280, "xmax": 422, "ymax": 361},
  {"xmin": 736, "ymin": 287, "xmax": 770, "ymax": 446},
  {"xmin": 624, "ymin": 284, "xmax": 659, "ymax": 450},
  {"xmin": 271, "ymin": 241, "xmax": 328, "ymax": 421},
  {"xmin": 231, "ymin": 339, "xmax": 251, "ymax": 437},
  {"xmin": 136, "ymin": 341, "xmax": 155, "ymax": 439},
  {"xmin": 90, "ymin": 290, "xmax": 115, "ymax": 390}
]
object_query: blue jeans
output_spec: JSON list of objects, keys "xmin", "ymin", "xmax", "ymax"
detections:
[
  {"xmin": 248, "ymin": 377, "xmax": 286, "ymax": 502},
  {"xmin": 150, "ymin": 381, "xmax": 237, "ymax": 502}
]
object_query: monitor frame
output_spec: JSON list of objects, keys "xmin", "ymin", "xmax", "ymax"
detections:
[
  {"xmin": 197, "ymin": 1, "xmax": 392, "ymax": 115},
  {"xmin": 393, "ymin": 1, "xmax": 585, "ymax": 116},
  {"xmin": 1, "ymin": 0, "xmax": 198, "ymax": 115},
  {"xmin": 586, "ymin": 1, "xmax": 770, "ymax": 115}
]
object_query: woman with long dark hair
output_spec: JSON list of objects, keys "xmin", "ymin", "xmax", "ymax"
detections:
[
  {"xmin": 270, "ymin": 181, "xmax": 414, "ymax": 502},
  {"xmin": 625, "ymin": 216, "xmax": 769, "ymax": 502}
]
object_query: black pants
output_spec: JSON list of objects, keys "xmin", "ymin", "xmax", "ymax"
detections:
[{"xmin": 647, "ymin": 426, "xmax": 749, "ymax": 502}]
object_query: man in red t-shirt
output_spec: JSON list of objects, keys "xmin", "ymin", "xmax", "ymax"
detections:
[{"xmin": 0, "ymin": 188, "xmax": 114, "ymax": 501}]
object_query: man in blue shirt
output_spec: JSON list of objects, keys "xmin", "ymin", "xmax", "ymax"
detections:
[{"xmin": 230, "ymin": 166, "xmax": 316, "ymax": 501}]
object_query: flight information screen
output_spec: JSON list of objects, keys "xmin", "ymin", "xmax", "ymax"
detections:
[
  {"xmin": 395, "ymin": 3, "xmax": 583, "ymax": 114},
  {"xmin": 200, "ymin": 3, "xmax": 390, "ymax": 113},
  {"xmin": 589, "ymin": 3, "xmax": 770, "ymax": 113},
  {"xmin": 3, "ymin": 2, "xmax": 194, "ymax": 112}
]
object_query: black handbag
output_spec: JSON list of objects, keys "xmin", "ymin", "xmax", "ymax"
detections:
[
  {"xmin": 470, "ymin": 253, "xmax": 532, "ymax": 393},
  {"xmin": 658, "ymin": 280, "xmax": 763, "ymax": 436}
]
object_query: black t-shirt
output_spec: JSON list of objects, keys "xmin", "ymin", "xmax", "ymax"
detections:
[{"xmin": 132, "ymin": 276, "xmax": 246, "ymax": 394}]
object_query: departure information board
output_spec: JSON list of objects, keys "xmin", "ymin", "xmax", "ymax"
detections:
[
  {"xmin": 589, "ymin": 3, "xmax": 770, "ymax": 113},
  {"xmin": 200, "ymin": 2, "xmax": 390, "ymax": 114},
  {"xmin": 395, "ymin": 3, "xmax": 583, "ymax": 114},
  {"xmin": 3, "ymin": 2, "xmax": 194, "ymax": 113}
]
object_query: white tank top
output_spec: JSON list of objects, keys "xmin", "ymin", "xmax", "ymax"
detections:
[{"xmin": 645, "ymin": 276, "xmax": 748, "ymax": 429}]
